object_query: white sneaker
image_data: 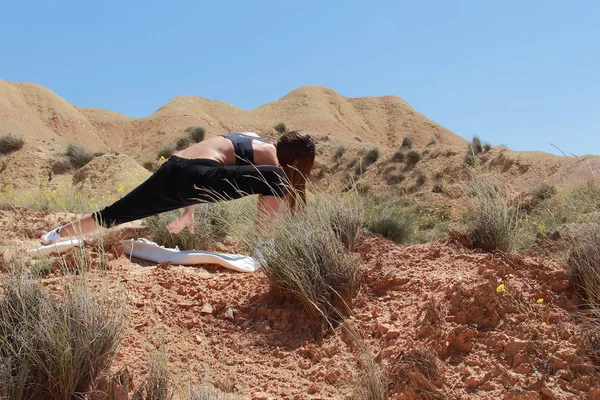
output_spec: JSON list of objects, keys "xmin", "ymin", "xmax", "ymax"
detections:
[{"xmin": 40, "ymin": 227, "xmax": 63, "ymax": 245}]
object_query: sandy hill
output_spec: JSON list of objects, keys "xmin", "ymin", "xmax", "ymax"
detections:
[{"xmin": 1, "ymin": 79, "xmax": 599, "ymax": 196}]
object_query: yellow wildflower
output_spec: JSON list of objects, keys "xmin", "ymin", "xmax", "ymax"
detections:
[
  {"xmin": 541, "ymin": 322, "xmax": 547, "ymax": 328},
  {"xmin": 496, "ymin": 283, "xmax": 505, "ymax": 294},
  {"xmin": 537, "ymin": 298, "xmax": 544, "ymax": 304}
]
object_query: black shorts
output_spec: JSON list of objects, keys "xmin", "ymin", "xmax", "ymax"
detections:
[{"xmin": 93, "ymin": 156, "xmax": 287, "ymax": 227}]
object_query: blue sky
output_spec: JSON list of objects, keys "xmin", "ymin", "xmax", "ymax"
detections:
[{"xmin": 1, "ymin": 0, "xmax": 598, "ymax": 155}]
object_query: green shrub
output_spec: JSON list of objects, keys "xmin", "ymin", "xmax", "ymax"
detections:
[
  {"xmin": 467, "ymin": 176, "xmax": 520, "ymax": 252},
  {"xmin": 176, "ymin": 135, "xmax": 193, "ymax": 150},
  {"xmin": 158, "ymin": 144, "xmax": 176, "ymax": 160},
  {"xmin": 186, "ymin": 125, "xmax": 206, "ymax": 143},
  {"xmin": 428, "ymin": 138, "xmax": 437, "ymax": 146},
  {"xmin": 385, "ymin": 171, "xmax": 405, "ymax": 185},
  {"xmin": 406, "ymin": 150, "xmax": 421, "ymax": 166},
  {"xmin": 67, "ymin": 144, "xmax": 94, "ymax": 168},
  {"xmin": 146, "ymin": 204, "xmax": 229, "ymax": 251},
  {"xmin": 483, "ymin": 142, "xmax": 492, "ymax": 152},
  {"xmin": 401, "ymin": 136, "xmax": 413, "ymax": 149},
  {"xmin": 0, "ymin": 261, "xmax": 123, "ymax": 399},
  {"xmin": 363, "ymin": 148, "xmax": 379, "ymax": 166},
  {"xmin": 0, "ymin": 135, "xmax": 24, "ymax": 154},
  {"xmin": 274, "ymin": 122, "xmax": 287, "ymax": 134},
  {"xmin": 464, "ymin": 152, "xmax": 478, "ymax": 167},
  {"xmin": 416, "ymin": 173, "xmax": 427, "ymax": 186},
  {"xmin": 367, "ymin": 206, "xmax": 416, "ymax": 243}
]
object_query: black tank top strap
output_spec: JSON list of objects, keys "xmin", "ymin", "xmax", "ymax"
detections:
[{"xmin": 220, "ymin": 133, "xmax": 268, "ymax": 166}]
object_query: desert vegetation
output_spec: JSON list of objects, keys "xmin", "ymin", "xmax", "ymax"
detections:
[
  {"xmin": 67, "ymin": 143, "xmax": 95, "ymax": 168},
  {"xmin": 0, "ymin": 134, "xmax": 24, "ymax": 154}
]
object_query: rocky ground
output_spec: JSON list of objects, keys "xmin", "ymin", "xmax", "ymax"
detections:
[{"xmin": 2, "ymin": 208, "xmax": 600, "ymax": 399}]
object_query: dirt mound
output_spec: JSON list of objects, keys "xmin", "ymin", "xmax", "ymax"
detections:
[
  {"xmin": 2, "ymin": 209, "xmax": 599, "ymax": 399},
  {"xmin": 72, "ymin": 154, "xmax": 150, "ymax": 197}
]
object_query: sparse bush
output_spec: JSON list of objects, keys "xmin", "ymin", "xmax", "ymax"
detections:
[
  {"xmin": 463, "ymin": 152, "xmax": 478, "ymax": 167},
  {"xmin": 255, "ymin": 196, "xmax": 362, "ymax": 326},
  {"xmin": 158, "ymin": 144, "xmax": 176, "ymax": 160},
  {"xmin": 274, "ymin": 122, "xmax": 287, "ymax": 134},
  {"xmin": 385, "ymin": 171, "xmax": 405, "ymax": 185},
  {"xmin": 392, "ymin": 150, "xmax": 405, "ymax": 163},
  {"xmin": 333, "ymin": 146, "xmax": 346, "ymax": 161},
  {"xmin": 363, "ymin": 148, "xmax": 379, "ymax": 166},
  {"xmin": 176, "ymin": 135, "xmax": 193, "ymax": 150},
  {"xmin": 406, "ymin": 150, "xmax": 421, "ymax": 166},
  {"xmin": 566, "ymin": 221, "xmax": 600, "ymax": 311},
  {"xmin": 416, "ymin": 173, "xmax": 427, "ymax": 186},
  {"xmin": 428, "ymin": 138, "xmax": 437, "ymax": 146},
  {"xmin": 136, "ymin": 349, "xmax": 173, "ymax": 400},
  {"xmin": 483, "ymin": 141, "xmax": 492, "ymax": 152},
  {"xmin": 471, "ymin": 136, "xmax": 483, "ymax": 155},
  {"xmin": 186, "ymin": 125, "xmax": 206, "ymax": 143},
  {"xmin": 146, "ymin": 204, "xmax": 229, "ymax": 251},
  {"xmin": 0, "ymin": 260, "xmax": 124, "ymax": 399},
  {"xmin": 67, "ymin": 143, "xmax": 94, "ymax": 168},
  {"xmin": 530, "ymin": 183, "xmax": 556, "ymax": 201},
  {"xmin": 401, "ymin": 136, "xmax": 413, "ymax": 149},
  {"xmin": 0, "ymin": 135, "xmax": 24, "ymax": 154},
  {"xmin": 467, "ymin": 175, "xmax": 520, "ymax": 252},
  {"xmin": 367, "ymin": 206, "xmax": 416, "ymax": 243},
  {"xmin": 432, "ymin": 181, "xmax": 446, "ymax": 193}
]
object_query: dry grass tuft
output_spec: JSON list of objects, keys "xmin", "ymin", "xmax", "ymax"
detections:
[
  {"xmin": 466, "ymin": 173, "xmax": 520, "ymax": 252},
  {"xmin": 0, "ymin": 258, "xmax": 124, "ymax": 399},
  {"xmin": 566, "ymin": 220, "xmax": 600, "ymax": 311},
  {"xmin": 0, "ymin": 134, "xmax": 24, "ymax": 154},
  {"xmin": 67, "ymin": 143, "xmax": 94, "ymax": 168}
]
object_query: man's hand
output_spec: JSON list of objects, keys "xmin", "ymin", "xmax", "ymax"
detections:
[{"xmin": 167, "ymin": 207, "xmax": 195, "ymax": 234}]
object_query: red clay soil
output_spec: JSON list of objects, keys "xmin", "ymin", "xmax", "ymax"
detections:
[{"xmin": 1, "ymin": 210, "xmax": 600, "ymax": 399}]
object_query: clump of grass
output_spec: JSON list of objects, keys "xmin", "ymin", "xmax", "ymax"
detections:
[
  {"xmin": 146, "ymin": 204, "xmax": 229, "ymax": 251},
  {"xmin": 0, "ymin": 259, "xmax": 124, "ymax": 399},
  {"xmin": 467, "ymin": 174, "xmax": 520, "ymax": 252},
  {"xmin": 406, "ymin": 150, "xmax": 421, "ymax": 166},
  {"xmin": 274, "ymin": 121, "xmax": 287, "ymax": 134},
  {"xmin": 401, "ymin": 136, "xmax": 413, "ymax": 149},
  {"xmin": 186, "ymin": 125, "xmax": 206, "ymax": 143},
  {"xmin": 158, "ymin": 144, "xmax": 176, "ymax": 160},
  {"xmin": 333, "ymin": 146, "xmax": 346, "ymax": 161},
  {"xmin": 363, "ymin": 148, "xmax": 379, "ymax": 166},
  {"xmin": 432, "ymin": 181, "xmax": 446, "ymax": 193},
  {"xmin": 0, "ymin": 135, "xmax": 24, "ymax": 154},
  {"xmin": 392, "ymin": 150, "xmax": 405, "ymax": 163},
  {"xmin": 483, "ymin": 141, "xmax": 492, "ymax": 152},
  {"xmin": 385, "ymin": 171, "xmax": 405, "ymax": 185},
  {"xmin": 135, "ymin": 348, "xmax": 174, "ymax": 400},
  {"xmin": 367, "ymin": 205, "xmax": 416, "ymax": 243},
  {"xmin": 176, "ymin": 135, "xmax": 193, "ymax": 150},
  {"xmin": 471, "ymin": 136, "xmax": 483, "ymax": 155},
  {"xmin": 565, "ymin": 221, "xmax": 600, "ymax": 311},
  {"xmin": 416, "ymin": 173, "xmax": 427, "ymax": 186},
  {"xmin": 67, "ymin": 143, "xmax": 94, "ymax": 168},
  {"xmin": 428, "ymin": 138, "xmax": 437, "ymax": 146},
  {"xmin": 390, "ymin": 346, "xmax": 443, "ymax": 399},
  {"xmin": 249, "ymin": 195, "xmax": 363, "ymax": 326},
  {"xmin": 530, "ymin": 183, "xmax": 556, "ymax": 201}
]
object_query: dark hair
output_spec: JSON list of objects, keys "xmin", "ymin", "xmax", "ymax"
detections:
[{"xmin": 276, "ymin": 131, "xmax": 316, "ymax": 211}]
